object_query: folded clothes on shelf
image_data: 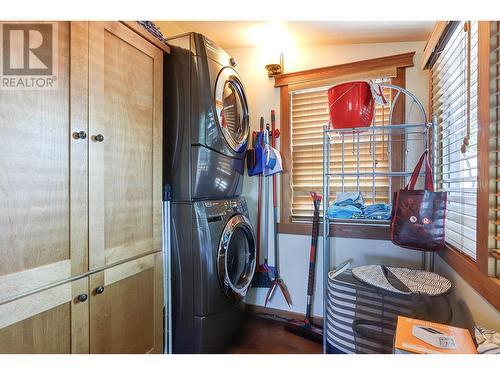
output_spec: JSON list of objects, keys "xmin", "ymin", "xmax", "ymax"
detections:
[
  {"xmin": 333, "ymin": 191, "xmax": 365, "ymax": 208},
  {"xmin": 364, "ymin": 203, "xmax": 392, "ymax": 220},
  {"xmin": 325, "ymin": 192, "xmax": 392, "ymax": 220},
  {"xmin": 326, "ymin": 204, "xmax": 364, "ymax": 219}
]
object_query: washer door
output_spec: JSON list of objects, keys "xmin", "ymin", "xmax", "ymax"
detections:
[
  {"xmin": 217, "ymin": 214, "xmax": 256, "ymax": 301},
  {"xmin": 214, "ymin": 67, "xmax": 250, "ymax": 153}
]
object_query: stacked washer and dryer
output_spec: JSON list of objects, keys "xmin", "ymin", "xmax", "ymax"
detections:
[{"xmin": 164, "ymin": 33, "xmax": 256, "ymax": 353}]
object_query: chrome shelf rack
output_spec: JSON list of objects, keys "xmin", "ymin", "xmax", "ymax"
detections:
[{"xmin": 321, "ymin": 84, "xmax": 433, "ymax": 353}]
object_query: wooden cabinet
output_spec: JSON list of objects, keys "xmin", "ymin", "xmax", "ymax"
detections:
[
  {"xmin": 88, "ymin": 22, "xmax": 163, "ymax": 270},
  {"xmin": 0, "ymin": 22, "xmax": 85, "ymax": 303},
  {"xmin": 0, "ymin": 278, "xmax": 89, "ymax": 354},
  {"xmin": 0, "ymin": 21, "xmax": 164, "ymax": 354},
  {"xmin": 89, "ymin": 253, "xmax": 164, "ymax": 354},
  {"xmin": 0, "ymin": 253, "xmax": 163, "ymax": 354}
]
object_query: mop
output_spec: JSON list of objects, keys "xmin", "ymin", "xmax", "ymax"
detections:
[
  {"xmin": 251, "ymin": 117, "xmax": 273, "ymax": 288},
  {"xmin": 285, "ymin": 192, "xmax": 323, "ymax": 343},
  {"xmin": 264, "ymin": 110, "xmax": 292, "ymax": 307}
]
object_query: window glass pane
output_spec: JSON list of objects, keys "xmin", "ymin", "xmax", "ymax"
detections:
[{"xmin": 433, "ymin": 21, "xmax": 479, "ymax": 260}]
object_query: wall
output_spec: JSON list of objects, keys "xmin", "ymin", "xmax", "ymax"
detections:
[
  {"xmin": 227, "ymin": 40, "xmax": 429, "ymax": 314},
  {"xmin": 227, "ymin": 40, "xmax": 500, "ymax": 329},
  {"xmin": 435, "ymin": 257, "xmax": 500, "ymax": 331},
  {"xmin": 155, "ymin": 21, "xmax": 186, "ymax": 38}
]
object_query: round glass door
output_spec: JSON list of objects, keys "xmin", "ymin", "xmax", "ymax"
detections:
[
  {"xmin": 217, "ymin": 214, "xmax": 256, "ymax": 300},
  {"xmin": 214, "ymin": 67, "xmax": 249, "ymax": 152}
]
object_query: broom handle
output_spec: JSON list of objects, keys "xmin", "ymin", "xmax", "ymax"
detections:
[
  {"xmin": 306, "ymin": 196, "xmax": 321, "ymax": 321},
  {"xmin": 263, "ymin": 173, "xmax": 269, "ymax": 265},
  {"xmin": 271, "ymin": 110, "xmax": 279, "ymax": 276},
  {"xmin": 256, "ymin": 174, "xmax": 262, "ymax": 265},
  {"xmin": 271, "ymin": 110, "xmax": 277, "ymax": 208}
]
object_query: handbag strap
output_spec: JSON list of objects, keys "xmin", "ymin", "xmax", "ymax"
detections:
[{"xmin": 405, "ymin": 150, "xmax": 434, "ymax": 192}]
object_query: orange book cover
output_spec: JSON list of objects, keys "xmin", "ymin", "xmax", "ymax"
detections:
[{"xmin": 394, "ymin": 316, "xmax": 477, "ymax": 354}]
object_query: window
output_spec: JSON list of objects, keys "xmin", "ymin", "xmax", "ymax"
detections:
[
  {"xmin": 289, "ymin": 83, "xmax": 392, "ymax": 220},
  {"xmin": 426, "ymin": 21, "xmax": 500, "ymax": 310},
  {"xmin": 275, "ymin": 52, "xmax": 415, "ymax": 239},
  {"xmin": 432, "ymin": 21, "xmax": 479, "ymax": 260}
]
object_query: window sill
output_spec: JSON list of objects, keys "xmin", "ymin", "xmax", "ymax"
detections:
[
  {"xmin": 277, "ymin": 221, "xmax": 390, "ymax": 240},
  {"xmin": 438, "ymin": 245, "xmax": 500, "ymax": 311}
]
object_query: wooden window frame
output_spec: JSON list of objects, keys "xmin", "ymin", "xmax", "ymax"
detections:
[
  {"xmin": 431, "ymin": 21, "xmax": 500, "ymax": 311},
  {"xmin": 275, "ymin": 52, "xmax": 415, "ymax": 240}
]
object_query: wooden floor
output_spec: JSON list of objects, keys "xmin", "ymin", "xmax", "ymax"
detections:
[{"xmin": 222, "ymin": 315, "xmax": 322, "ymax": 354}]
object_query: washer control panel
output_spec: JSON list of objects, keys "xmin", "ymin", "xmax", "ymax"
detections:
[{"xmin": 199, "ymin": 198, "xmax": 248, "ymax": 222}]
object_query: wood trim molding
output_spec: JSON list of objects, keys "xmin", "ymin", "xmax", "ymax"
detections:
[
  {"xmin": 421, "ymin": 21, "xmax": 449, "ymax": 70},
  {"xmin": 278, "ymin": 222, "xmax": 390, "ymax": 240},
  {"xmin": 476, "ymin": 21, "xmax": 491, "ymax": 274},
  {"xmin": 104, "ymin": 254, "xmax": 155, "ymax": 287},
  {"xmin": 70, "ymin": 21, "xmax": 89, "ymax": 277},
  {"xmin": 120, "ymin": 21, "xmax": 170, "ymax": 54},
  {"xmin": 438, "ymin": 246, "xmax": 500, "ymax": 311},
  {"xmin": 0, "ymin": 260, "xmax": 71, "ymax": 304},
  {"xmin": 273, "ymin": 52, "xmax": 415, "ymax": 87},
  {"xmin": 71, "ymin": 277, "xmax": 89, "ymax": 353}
]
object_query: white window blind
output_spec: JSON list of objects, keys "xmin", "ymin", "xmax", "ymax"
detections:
[
  {"xmin": 290, "ymin": 82, "xmax": 391, "ymax": 220},
  {"xmin": 433, "ymin": 21, "xmax": 479, "ymax": 260}
]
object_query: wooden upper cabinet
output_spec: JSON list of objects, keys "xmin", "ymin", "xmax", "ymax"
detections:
[
  {"xmin": 0, "ymin": 22, "xmax": 88, "ymax": 303},
  {"xmin": 88, "ymin": 22, "xmax": 163, "ymax": 270}
]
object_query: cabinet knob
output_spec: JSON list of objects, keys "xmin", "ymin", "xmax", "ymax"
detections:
[
  {"xmin": 77, "ymin": 293, "xmax": 88, "ymax": 302},
  {"xmin": 95, "ymin": 286, "xmax": 105, "ymax": 294},
  {"xmin": 93, "ymin": 134, "xmax": 104, "ymax": 142},
  {"xmin": 73, "ymin": 131, "xmax": 87, "ymax": 140}
]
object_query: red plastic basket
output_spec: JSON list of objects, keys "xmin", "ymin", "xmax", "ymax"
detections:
[{"xmin": 327, "ymin": 81, "xmax": 375, "ymax": 129}]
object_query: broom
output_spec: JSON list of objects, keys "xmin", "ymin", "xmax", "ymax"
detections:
[
  {"xmin": 251, "ymin": 118, "xmax": 273, "ymax": 288},
  {"xmin": 285, "ymin": 192, "xmax": 323, "ymax": 343}
]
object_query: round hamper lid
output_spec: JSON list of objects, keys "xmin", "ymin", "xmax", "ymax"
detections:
[{"xmin": 352, "ymin": 265, "xmax": 452, "ymax": 296}]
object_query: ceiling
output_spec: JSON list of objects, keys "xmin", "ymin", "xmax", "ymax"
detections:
[{"xmin": 155, "ymin": 21, "xmax": 435, "ymax": 49}]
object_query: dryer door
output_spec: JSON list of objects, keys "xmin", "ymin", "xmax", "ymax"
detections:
[
  {"xmin": 214, "ymin": 67, "xmax": 250, "ymax": 153},
  {"xmin": 217, "ymin": 214, "xmax": 256, "ymax": 301}
]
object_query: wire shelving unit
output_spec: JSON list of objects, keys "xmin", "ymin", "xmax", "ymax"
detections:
[{"xmin": 321, "ymin": 84, "xmax": 434, "ymax": 353}]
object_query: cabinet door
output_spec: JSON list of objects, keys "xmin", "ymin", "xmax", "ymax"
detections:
[
  {"xmin": 88, "ymin": 22, "xmax": 163, "ymax": 270},
  {"xmin": 0, "ymin": 278, "xmax": 89, "ymax": 353},
  {"xmin": 89, "ymin": 252, "xmax": 164, "ymax": 353},
  {"xmin": 0, "ymin": 22, "xmax": 88, "ymax": 304}
]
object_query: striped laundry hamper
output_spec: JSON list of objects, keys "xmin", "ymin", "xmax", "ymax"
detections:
[{"xmin": 326, "ymin": 265, "xmax": 452, "ymax": 354}]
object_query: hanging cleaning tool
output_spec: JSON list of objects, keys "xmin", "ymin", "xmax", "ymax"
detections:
[
  {"xmin": 251, "ymin": 117, "xmax": 273, "ymax": 288},
  {"xmin": 247, "ymin": 118, "xmax": 265, "ymax": 176},
  {"xmin": 263, "ymin": 115, "xmax": 283, "ymax": 176},
  {"xmin": 265, "ymin": 110, "xmax": 292, "ymax": 308},
  {"xmin": 263, "ymin": 123, "xmax": 272, "ymax": 272},
  {"xmin": 285, "ymin": 192, "xmax": 323, "ymax": 343},
  {"xmin": 246, "ymin": 130, "xmax": 257, "ymax": 173}
]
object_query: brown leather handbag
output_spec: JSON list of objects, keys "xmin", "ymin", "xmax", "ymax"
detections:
[{"xmin": 390, "ymin": 151, "xmax": 447, "ymax": 251}]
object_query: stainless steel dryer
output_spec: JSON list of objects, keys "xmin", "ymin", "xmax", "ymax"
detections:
[
  {"xmin": 171, "ymin": 197, "xmax": 256, "ymax": 353},
  {"xmin": 164, "ymin": 32, "xmax": 250, "ymax": 202}
]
